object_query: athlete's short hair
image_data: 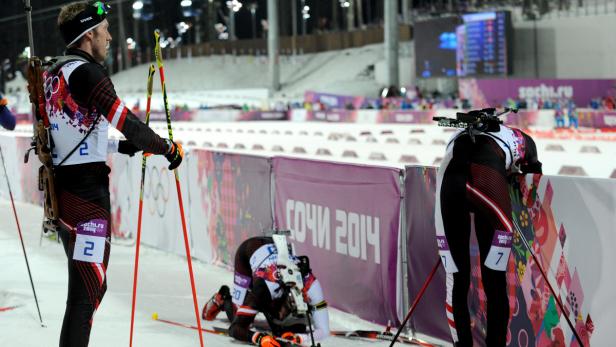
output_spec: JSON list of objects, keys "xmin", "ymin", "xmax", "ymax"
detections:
[{"xmin": 57, "ymin": 1, "xmax": 89, "ymax": 28}]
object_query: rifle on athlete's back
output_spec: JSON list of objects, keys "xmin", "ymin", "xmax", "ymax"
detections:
[{"xmin": 24, "ymin": 56, "xmax": 59, "ymax": 232}]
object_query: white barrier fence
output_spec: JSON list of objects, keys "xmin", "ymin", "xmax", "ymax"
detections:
[{"xmin": 1, "ymin": 129, "xmax": 616, "ymax": 345}]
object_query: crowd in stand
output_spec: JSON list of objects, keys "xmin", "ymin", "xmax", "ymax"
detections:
[{"xmin": 291, "ymin": 87, "xmax": 616, "ymax": 114}]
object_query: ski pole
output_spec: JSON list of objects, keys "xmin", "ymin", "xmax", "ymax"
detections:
[
  {"xmin": 512, "ymin": 218, "xmax": 584, "ymax": 346},
  {"xmin": 389, "ymin": 258, "xmax": 441, "ymax": 347},
  {"xmin": 154, "ymin": 29, "xmax": 205, "ymax": 347},
  {"xmin": 129, "ymin": 64, "xmax": 156, "ymax": 347},
  {"xmin": 0, "ymin": 146, "xmax": 44, "ymax": 327}
]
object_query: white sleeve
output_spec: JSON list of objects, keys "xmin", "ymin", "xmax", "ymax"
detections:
[
  {"xmin": 298, "ymin": 279, "xmax": 330, "ymax": 343},
  {"xmin": 107, "ymin": 139, "xmax": 119, "ymax": 153}
]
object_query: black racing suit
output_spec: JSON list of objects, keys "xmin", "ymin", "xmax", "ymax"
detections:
[
  {"xmin": 46, "ymin": 48, "xmax": 169, "ymax": 347},
  {"xmin": 435, "ymin": 125, "xmax": 541, "ymax": 347}
]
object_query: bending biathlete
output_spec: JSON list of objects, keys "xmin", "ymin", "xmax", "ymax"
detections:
[
  {"xmin": 202, "ymin": 236, "xmax": 330, "ymax": 347},
  {"xmin": 47, "ymin": 2, "xmax": 183, "ymax": 346},
  {"xmin": 434, "ymin": 109, "xmax": 542, "ymax": 347}
]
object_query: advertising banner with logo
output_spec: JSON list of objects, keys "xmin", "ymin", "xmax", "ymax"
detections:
[
  {"xmin": 273, "ymin": 157, "xmax": 402, "ymax": 326},
  {"xmin": 404, "ymin": 166, "xmax": 449, "ymax": 341},
  {"xmin": 15, "ymin": 136, "xmax": 43, "ymax": 205},
  {"xmin": 377, "ymin": 110, "xmax": 436, "ymax": 124},
  {"xmin": 134, "ymin": 110, "xmax": 196, "ymax": 122},
  {"xmin": 188, "ymin": 149, "xmax": 272, "ymax": 265},
  {"xmin": 404, "ymin": 166, "xmax": 615, "ymax": 346},
  {"xmin": 305, "ymin": 110, "xmax": 358, "ymax": 123},
  {"xmin": 459, "ymin": 78, "xmax": 616, "ymax": 108},
  {"xmin": 0, "ymin": 134, "xmax": 40, "ymax": 205},
  {"xmin": 108, "ymin": 153, "xmax": 142, "ymax": 240},
  {"xmin": 577, "ymin": 110, "xmax": 616, "ymax": 128},
  {"xmin": 304, "ymin": 91, "xmax": 375, "ymax": 110},
  {"xmin": 109, "ymin": 154, "xmax": 192, "ymax": 254},
  {"xmin": 237, "ymin": 111, "xmax": 289, "ymax": 121}
]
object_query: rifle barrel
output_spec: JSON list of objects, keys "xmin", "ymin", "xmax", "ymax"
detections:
[{"xmin": 24, "ymin": 0, "xmax": 35, "ymax": 56}]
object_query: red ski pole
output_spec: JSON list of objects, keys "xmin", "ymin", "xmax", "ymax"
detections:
[
  {"xmin": 154, "ymin": 29, "xmax": 205, "ymax": 347},
  {"xmin": 129, "ymin": 64, "xmax": 156, "ymax": 347},
  {"xmin": 389, "ymin": 258, "xmax": 441, "ymax": 347}
]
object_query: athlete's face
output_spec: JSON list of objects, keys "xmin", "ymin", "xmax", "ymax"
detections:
[{"xmin": 91, "ymin": 19, "xmax": 112, "ymax": 63}]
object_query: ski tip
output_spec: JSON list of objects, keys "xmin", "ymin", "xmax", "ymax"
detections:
[{"xmin": 152, "ymin": 312, "xmax": 159, "ymax": 320}]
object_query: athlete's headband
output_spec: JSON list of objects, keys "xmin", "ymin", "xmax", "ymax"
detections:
[{"xmin": 59, "ymin": 1, "xmax": 110, "ymax": 47}]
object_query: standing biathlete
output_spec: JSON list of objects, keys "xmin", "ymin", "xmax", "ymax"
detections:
[
  {"xmin": 435, "ymin": 115, "xmax": 542, "ymax": 347},
  {"xmin": 203, "ymin": 236, "xmax": 330, "ymax": 347},
  {"xmin": 48, "ymin": 2, "xmax": 183, "ymax": 346}
]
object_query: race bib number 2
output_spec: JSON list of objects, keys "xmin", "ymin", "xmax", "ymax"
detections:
[{"xmin": 73, "ymin": 219, "xmax": 107, "ymax": 263}]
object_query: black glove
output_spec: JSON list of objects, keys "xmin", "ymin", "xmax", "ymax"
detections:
[
  {"xmin": 520, "ymin": 160, "xmax": 543, "ymax": 174},
  {"xmin": 164, "ymin": 139, "xmax": 184, "ymax": 170},
  {"xmin": 118, "ymin": 140, "xmax": 141, "ymax": 157}
]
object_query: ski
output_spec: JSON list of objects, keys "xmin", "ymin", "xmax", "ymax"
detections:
[
  {"xmin": 0, "ymin": 306, "xmax": 20, "ymax": 312},
  {"xmin": 152, "ymin": 315, "xmax": 226, "ymax": 336},
  {"xmin": 152, "ymin": 316, "xmax": 302, "ymax": 346},
  {"xmin": 153, "ymin": 314, "xmax": 439, "ymax": 346},
  {"xmin": 329, "ymin": 330, "xmax": 438, "ymax": 346}
]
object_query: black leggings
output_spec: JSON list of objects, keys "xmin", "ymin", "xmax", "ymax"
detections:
[
  {"xmin": 56, "ymin": 164, "xmax": 111, "ymax": 347},
  {"xmin": 440, "ymin": 136, "xmax": 511, "ymax": 347}
]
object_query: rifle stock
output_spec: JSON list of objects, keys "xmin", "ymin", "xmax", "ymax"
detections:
[{"xmin": 26, "ymin": 56, "xmax": 59, "ymax": 224}]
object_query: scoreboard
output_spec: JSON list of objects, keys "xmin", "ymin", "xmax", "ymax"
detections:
[
  {"xmin": 457, "ymin": 11, "xmax": 512, "ymax": 77},
  {"xmin": 414, "ymin": 17, "xmax": 461, "ymax": 78}
]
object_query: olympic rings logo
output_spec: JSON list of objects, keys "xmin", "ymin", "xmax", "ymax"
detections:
[
  {"xmin": 144, "ymin": 165, "xmax": 170, "ymax": 217},
  {"xmin": 44, "ymin": 75, "xmax": 60, "ymax": 102}
]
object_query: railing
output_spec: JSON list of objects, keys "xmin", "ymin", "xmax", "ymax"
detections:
[
  {"xmin": 128, "ymin": 25, "xmax": 411, "ymax": 67},
  {"xmin": 536, "ymin": 0, "xmax": 616, "ymax": 19}
]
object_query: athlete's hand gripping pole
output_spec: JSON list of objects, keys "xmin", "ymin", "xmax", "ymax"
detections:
[
  {"xmin": 0, "ymin": 146, "xmax": 44, "ymax": 327},
  {"xmin": 129, "ymin": 64, "xmax": 156, "ymax": 347},
  {"xmin": 389, "ymin": 258, "xmax": 441, "ymax": 347},
  {"xmin": 154, "ymin": 29, "xmax": 205, "ymax": 347}
]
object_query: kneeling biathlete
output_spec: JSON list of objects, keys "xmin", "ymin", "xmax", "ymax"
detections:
[{"xmin": 203, "ymin": 235, "xmax": 330, "ymax": 347}]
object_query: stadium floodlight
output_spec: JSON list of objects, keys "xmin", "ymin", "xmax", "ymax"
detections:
[
  {"xmin": 132, "ymin": 1, "xmax": 144, "ymax": 10},
  {"xmin": 227, "ymin": 0, "xmax": 242, "ymax": 12},
  {"xmin": 180, "ymin": 0, "xmax": 193, "ymax": 7},
  {"xmin": 126, "ymin": 38, "xmax": 136, "ymax": 50},
  {"xmin": 177, "ymin": 21, "xmax": 190, "ymax": 34}
]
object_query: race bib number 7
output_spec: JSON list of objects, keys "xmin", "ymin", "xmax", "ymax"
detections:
[
  {"xmin": 73, "ymin": 219, "xmax": 107, "ymax": 263},
  {"xmin": 436, "ymin": 236, "xmax": 458, "ymax": 273},
  {"xmin": 484, "ymin": 230, "xmax": 513, "ymax": 271}
]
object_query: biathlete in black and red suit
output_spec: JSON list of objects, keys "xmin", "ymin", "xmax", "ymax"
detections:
[
  {"xmin": 202, "ymin": 236, "xmax": 330, "ymax": 347},
  {"xmin": 48, "ymin": 2, "xmax": 183, "ymax": 346},
  {"xmin": 435, "ymin": 115, "xmax": 542, "ymax": 347}
]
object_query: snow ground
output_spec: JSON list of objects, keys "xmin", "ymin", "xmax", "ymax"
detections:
[{"xmin": 0, "ymin": 200, "xmax": 444, "ymax": 347}]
